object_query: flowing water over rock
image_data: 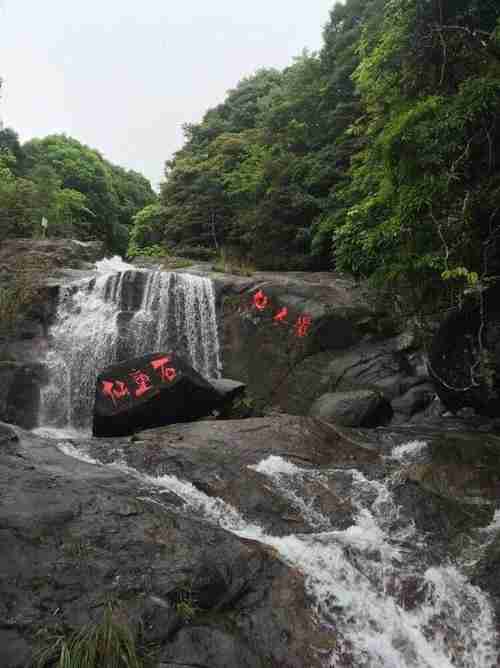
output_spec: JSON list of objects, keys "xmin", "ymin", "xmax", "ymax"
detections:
[
  {"xmin": 40, "ymin": 258, "xmax": 220, "ymax": 430},
  {"xmin": 29, "ymin": 257, "xmax": 499, "ymax": 666},
  {"xmin": 50, "ymin": 425, "xmax": 498, "ymax": 668}
]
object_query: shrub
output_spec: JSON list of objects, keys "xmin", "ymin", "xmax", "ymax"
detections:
[{"xmin": 126, "ymin": 243, "xmax": 170, "ymax": 260}]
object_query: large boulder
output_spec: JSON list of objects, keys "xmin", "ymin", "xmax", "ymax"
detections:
[
  {"xmin": 309, "ymin": 389, "xmax": 392, "ymax": 427},
  {"xmin": 93, "ymin": 352, "xmax": 229, "ymax": 437},
  {"xmin": 216, "ymin": 271, "xmax": 401, "ymax": 414},
  {"xmin": 429, "ymin": 284, "xmax": 500, "ymax": 417},
  {"xmin": 391, "ymin": 382, "xmax": 436, "ymax": 420}
]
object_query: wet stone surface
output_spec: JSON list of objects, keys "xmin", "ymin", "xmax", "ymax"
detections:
[{"xmin": 1, "ymin": 416, "xmax": 500, "ymax": 666}]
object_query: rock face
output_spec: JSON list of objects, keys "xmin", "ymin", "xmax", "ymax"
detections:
[
  {"xmin": 93, "ymin": 352, "xmax": 226, "ymax": 437},
  {"xmin": 214, "ymin": 270, "xmax": 435, "ymax": 421},
  {"xmin": 430, "ymin": 283, "xmax": 500, "ymax": 417},
  {"xmin": 309, "ymin": 389, "xmax": 392, "ymax": 427},
  {"xmin": 0, "ymin": 238, "xmax": 104, "ymax": 276},
  {"xmin": 0, "ymin": 239, "xmax": 105, "ymax": 427},
  {"xmin": 0, "ymin": 361, "xmax": 46, "ymax": 429},
  {"xmin": 391, "ymin": 382, "xmax": 436, "ymax": 421}
]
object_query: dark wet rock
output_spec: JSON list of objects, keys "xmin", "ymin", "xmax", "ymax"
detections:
[
  {"xmin": 208, "ymin": 377, "xmax": 246, "ymax": 401},
  {"xmin": 0, "ymin": 238, "xmax": 105, "ymax": 370},
  {"xmin": 208, "ymin": 377, "xmax": 247, "ymax": 417},
  {"xmin": 217, "ymin": 272, "xmax": 405, "ymax": 414},
  {"xmin": 0, "ymin": 361, "xmax": 47, "ymax": 428},
  {"xmin": 0, "ymin": 421, "xmax": 18, "ymax": 449},
  {"xmin": 393, "ymin": 480, "xmax": 492, "ymax": 560},
  {"xmin": 87, "ymin": 416, "xmax": 377, "ymax": 535},
  {"xmin": 214, "ymin": 273, "xmax": 436, "ymax": 419},
  {"xmin": 391, "ymin": 382, "xmax": 437, "ymax": 420},
  {"xmin": 429, "ymin": 282, "xmax": 500, "ymax": 417},
  {"xmin": 310, "ymin": 389, "xmax": 392, "ymax": 427},
  {"xmin": 3, "ymin": 416, "xmax": 500, "ymax": 665},
  {"xmin": 472, "ymin": 533, "xmax": 500, "ymax": 623},
  {"xmin": 0, "ymin": 238, "xmax": 104, "ymax": 275},
  {"xmin": 0, "ymin": 424, "xmax": 331, "ymax": 668},
  {"xmin": 93, "ymin": 352, "xmax": 223, "ymax": 437},
  {"xmin": 321, "ymin": 339, "xmax": 414, "ymax": 398},
  {"xmin": 404, "ymin": 430, "xmax": 500, "ymax": 505},
  {"xmin": 160, "ymin": 627, "xmax": 261, "ymax": 668},
  {"xmin": 0, "ymin": 630, "xmax": 31, "ymax": 668}
]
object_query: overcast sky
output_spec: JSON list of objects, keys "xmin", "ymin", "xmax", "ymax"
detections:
[{"xmin": 1, "ymin": 0, "xmax": 337, "ymax": 189}]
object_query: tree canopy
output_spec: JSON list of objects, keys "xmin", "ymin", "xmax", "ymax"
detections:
[
  {"xmin": 0, "ymin": 128, "xmax": 156, "ymax": 254},
  {"xmin": 154, "ymin": 0, "xmax": 500, "ymax": 313}
]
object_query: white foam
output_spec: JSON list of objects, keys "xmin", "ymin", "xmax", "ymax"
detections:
[
  {"xmin": 95, "ymin": 256, "xmax": 137, "ymax": 274},
  {"xmin": 250, "ymin": 454, "xmax": 303, "ymax": 476},
  {"xmin": 391, "ymin": 440, "xmax": 428, "ymax": 461},
  {"xmin": 249, "ymin": 455, "xmax": 331, "ymax": 529},
  {"xmin": 33, "ymin": 426, "xmax": 89, "ymax": 440},
  {"xmin": 54, "ymin": 442, "xmax": 497, "ymax": 667}
]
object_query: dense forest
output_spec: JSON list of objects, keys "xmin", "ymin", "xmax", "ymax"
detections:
[
  {"xmin": 0, "ymin": 128, "xmax": 157, "ymax": 254},
  {"xmin": 2, "ymin": 0, "xmax": 500, "ymax": 316},
  {"xmin": 134, "ymin": 0, "xmax": 499, "ymax": 315}
]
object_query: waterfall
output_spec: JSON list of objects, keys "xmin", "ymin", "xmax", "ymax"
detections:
[
  {"xmin": 55, "ymin": 437, "xmax": 498, "ymax": 668},
  {"xmin": 40, "ymin": 258, "xmax": 221, "ymax": 430}
]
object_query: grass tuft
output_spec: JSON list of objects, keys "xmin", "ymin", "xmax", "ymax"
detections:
[{"xmin": 33, "ymin": 605, "xmax": 142, "ymax": 668}]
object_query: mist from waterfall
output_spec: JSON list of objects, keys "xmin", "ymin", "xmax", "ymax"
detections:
[{"xmin": 40, "ymin": 258, "xmax": 221, "ymax": 430}]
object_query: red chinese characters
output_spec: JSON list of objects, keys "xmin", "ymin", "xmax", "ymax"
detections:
[
  {"xmin": 129, "ymin": 370, "xmax": 153, "ymax": 397},
  {"xmin": 273, "ymin": 306, "xmax": 289, "ymax": 323},
  {"xmin": 295, "ymin": 315, "xmax": 312, "ymax": 338},
  {"xmin": 246, "ymin": 289, "xmax": 312, "ymax": 339},
  {"xmin": 101, "ymin": 380, "xmax": 130, "ymax": 406},
  {"xmin": 151, "ymin": 356, "xmax": 177, "ymax": 383},
  {"xmin": 252, "ymin": 289, "xmax": 269, "ymax": 311}
]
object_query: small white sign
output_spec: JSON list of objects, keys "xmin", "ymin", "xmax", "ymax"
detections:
[{"xmin": 41, "ymin": 217, "xmax": 48, "ymax": 229}]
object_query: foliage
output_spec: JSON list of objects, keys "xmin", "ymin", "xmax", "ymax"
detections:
[
  {"xmin": 175, "ymin": 596, "xmax": 199, "ymax": 623},
  {"xmin": 156, "ymin": 0, "xmax": 500, "ymax": 314},
  {"xmin": 226, "ymin": 394, "xmax": 257, "ymax": 419},
  {"xmin": 332, "ymin": 0, "xmax": 500, "ymax": 312},
  {"xmin": 127, "ymin": 203, "xmax": 165, "ymax": 256},
  {"xmin": 170, "ymin": 581, "xmax": 200, "ymax": 623},
  {"xmin": 1, "ymin": 131, "xmax": 156, "ymax": 254},
  {"xmin": 158, "ymin": 3, "xmax": 383, "ymax": 270},
  {"xmin": 213, "ymin": 247, "xmax": 255, "ymax": 275},
  {"xmin": 32, "ymin": 605, "xmax": 142, "ymax": 668},
  {"xmin": 127, "ymin": 243, "xmax": 169, "ymax": 260}
]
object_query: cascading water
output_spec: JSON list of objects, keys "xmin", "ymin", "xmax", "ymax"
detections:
[
  {"xmin": 40, "ymin": 257, "xmax": 221, "ymax": 430},
  {"xmin": 55, "ymin": 436, "xmax": 498, "ymax": 668},
  {"xmin": 36, "ymin": 258, "xmax": 498, "ymax": 665}
]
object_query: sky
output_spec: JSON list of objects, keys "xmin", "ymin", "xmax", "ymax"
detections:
[{"xmin": 1, "ymin": 0, "xmax": 337, "ymax": 189}]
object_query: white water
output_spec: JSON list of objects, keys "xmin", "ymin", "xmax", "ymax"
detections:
[
  {"xmin": 54, "ymin": 438, "xmax": 498, "ymax": 668},
  {"xmin": 390, "ymin": 440, "xmax": 428, "ymax": 462},
  {"xmin": 40, "ymin": 258, "xmax": 221, "ymax": 430}
]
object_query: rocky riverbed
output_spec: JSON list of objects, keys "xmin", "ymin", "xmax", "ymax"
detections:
[
  {"xmin": 1, "ymin": 239, "xmax": 500, "ymax": 666},
  {"xmin": 2, "ymin": 417, "xmax": 500, "ymax": 667}
]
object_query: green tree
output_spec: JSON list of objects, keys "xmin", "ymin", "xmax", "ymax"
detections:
[
  {"xmin": 332, "ymin": 0, "xmax": 500, "ymax": 311},
  {"xmin": 8, "ymin": 134, "xmax": 155, "ymax": 252},
  {"xmin": 128, "ymin": 202, "xmax": 165, "ymax": 255}
]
